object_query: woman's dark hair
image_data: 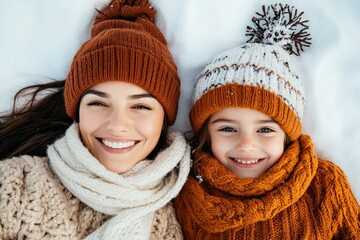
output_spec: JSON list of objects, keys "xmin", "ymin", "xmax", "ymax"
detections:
[
  {"xmin": 0, "ymin": 80, "xmax": 73, "ymax": 160},
  {"xmin": 147, "ymin": 117, "xmax": 169, "ymax": 160}
]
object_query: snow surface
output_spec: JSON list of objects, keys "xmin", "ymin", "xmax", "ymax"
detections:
[{"xmin": 0, "ymin": 0, "xmax": 359, "ymax": 199}]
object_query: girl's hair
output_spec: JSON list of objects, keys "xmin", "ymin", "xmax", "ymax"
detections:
[
  {"xmin": 191, "ymin": 118, "xmax": 211, "ymax": 155},
  {"xmin": 0, "ymin": 80, "xmax": 169, "ymax": 161},
  {"xmin": 188, "ymin": 118, "xmax": 211, "ymax": 178},
  {"xmin": 0, "ymin": 80, "xmax": 73, "ymax": 160}
]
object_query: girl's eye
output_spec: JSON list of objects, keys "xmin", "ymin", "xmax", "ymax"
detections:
[
  {"xmin": 133, "ymin": 104, "xmax": 151, "ymax": 110},
  {"xmin": 219, "ymin": 127, "xmax": 236, "ymax": 132},
  {"xmin": 258, "ymin": 127, "xmax": 274, "ymax": 133},
  {"xmin": 87, "ymin": 101, "xmax": 107, "ymax": 107}
]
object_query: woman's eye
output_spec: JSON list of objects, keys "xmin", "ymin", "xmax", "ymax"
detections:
[
  {"xmin": 87, "ymin": 101, "xmax": 107, "ymax": 107},
  {"xmin": 258, "ymin": 127, "xmax": 274, "ymax": 133},
  {"xmin": 219, "ymin": 127, "xmax": 236, "ymax": 132},
  {"xmin": 133, "ymin": 104, "xmax": 151, "ymax": 110}
]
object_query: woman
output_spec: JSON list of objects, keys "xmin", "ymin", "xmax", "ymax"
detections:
[{"xmin": 0, "ymin": 0, "xmax": 190, "ymax": 239}]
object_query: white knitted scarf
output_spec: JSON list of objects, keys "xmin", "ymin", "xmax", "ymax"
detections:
[{"xmin": 47, "ymin": 123, "xmax": 190, "ymax": 240}]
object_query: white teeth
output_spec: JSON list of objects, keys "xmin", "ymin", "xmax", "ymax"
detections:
[
  {"xmin": 102, "ymin": 139, "xmax": 135, "ymax": 149},
  {"xmin": 234, "ymin": 158, "xmax": 260, "ymax": 164}
]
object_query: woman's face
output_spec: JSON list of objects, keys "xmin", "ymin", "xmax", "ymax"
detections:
[
  {"xmin": 79, "ymin": 81, "xmax": 165, "ymax": 173},
  {"xmin": 207, "ymin": 108, "xmax": 286, "ymax": 178}
]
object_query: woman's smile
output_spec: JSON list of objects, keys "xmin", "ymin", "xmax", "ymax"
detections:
[{"xmin": 79, "ymin": 81, "xmax": 165, "ymax": 173}]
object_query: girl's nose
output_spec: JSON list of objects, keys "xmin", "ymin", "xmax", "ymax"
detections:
[{"xmin": 236, "ymin": 133, "xmax": 256, "ymax": 152}]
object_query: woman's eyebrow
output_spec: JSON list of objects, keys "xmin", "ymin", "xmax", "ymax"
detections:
[
  {"xmin": 83, "ymin": 90, "xmax": 153, "ymax": 100},
  {"xmin": 83, "ymin": 89, "xmax": 109, "ymax": 98},
  {"xmin": 128, "ymin": 93, "xmax": 154, "ymax": 100}
]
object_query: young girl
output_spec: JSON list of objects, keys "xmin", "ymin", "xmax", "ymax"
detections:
[
  {"xmin": 175, "ymin": 4, "xmax": 359, "ymax": 239},
  {"xmin": 0, "ymin": 0, "xmax": 190, "ymax": 239}
]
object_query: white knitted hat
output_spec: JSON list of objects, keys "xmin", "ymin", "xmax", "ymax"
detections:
[{"xmin": 190, "ymin": 4, "xmax": 311, "ymax": 141}]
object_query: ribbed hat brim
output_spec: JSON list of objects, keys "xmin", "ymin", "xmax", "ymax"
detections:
[{"xmin": 190, "ymin": 84, "xmax": 302, "ymax": 141}]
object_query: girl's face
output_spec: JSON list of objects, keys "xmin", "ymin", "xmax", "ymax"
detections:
[
  {"xmin": 208, "ymin": 108, "xmax": 286, "ymax": 179},
  {"xmin": 79, "ymin": 81, "xmax": 165, "ymax": 173}
]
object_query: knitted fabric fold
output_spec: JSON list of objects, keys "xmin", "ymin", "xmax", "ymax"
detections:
[
  {"xmin": 48, "ymin": 123, "xmax": 190, "ymax": 239},
  {"xmin": 176, "ymin": 135, "xmax": 317, "ymax": 234}
]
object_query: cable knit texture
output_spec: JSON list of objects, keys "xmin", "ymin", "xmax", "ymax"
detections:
[
  {"xmin": 0, "ymin": 123, "xmax": 190, "ymax": 239},
  {"xmin": 175, "ymin": 135, "xmax": 360, "ymax": 239}
]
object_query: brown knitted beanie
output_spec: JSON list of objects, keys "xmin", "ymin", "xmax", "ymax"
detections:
[
  {"xmin": 64, "ymin": 0, "xmax": 180, "ymax": 125},
  {"xmin": 190, "ymin": 4, "xmax": 311, "ymax": 141}
]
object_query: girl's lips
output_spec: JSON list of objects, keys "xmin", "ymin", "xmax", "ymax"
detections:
[{"xmin": 230, "ymin": 157, "xmax": 265, "ymax": 168}]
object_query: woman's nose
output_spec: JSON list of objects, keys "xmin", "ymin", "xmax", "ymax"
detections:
[{"xmin": 106, "ymin": 109, "xmax": 130, "ymax": 132}]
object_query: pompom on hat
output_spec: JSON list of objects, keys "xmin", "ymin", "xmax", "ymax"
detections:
[
  {"xmin": 64, "ymin": 0, "xmax": 180, "ymax": 125},
  {"xmin": 190, "ymin": 4, "xmax": 311, "ymax": 141}
]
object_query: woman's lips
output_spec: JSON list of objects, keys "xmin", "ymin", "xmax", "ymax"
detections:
[
  {"xmin": 102, "ymin": 139, "xmax": 135, "ymax": 149},
  {"xmin": 98, "ymin": 138, "xmax": 139, "ymax": 153}
]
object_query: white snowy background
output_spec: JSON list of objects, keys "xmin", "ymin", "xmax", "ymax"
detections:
[{"xmin": 0, "ymin": 0, "xmax": 359, "ymax": 200}]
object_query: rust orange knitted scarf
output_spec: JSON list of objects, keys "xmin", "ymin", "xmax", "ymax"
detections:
[{"xmin": 175, "ymin": 135, "xmax": 359, "ymax": 239}]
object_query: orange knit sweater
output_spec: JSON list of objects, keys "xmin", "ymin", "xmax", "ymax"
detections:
[{"xmin": 175, "ymin": 135, "xmax": 360, "ymax": 239}]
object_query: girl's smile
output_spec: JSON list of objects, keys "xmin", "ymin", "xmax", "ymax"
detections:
[
  {"xmin": 208, "ymin": 108, "xmax": 286, "ymax": 178},
  {"xmin": 230, "ymin": 157, "xmax": 265, "ymax": 167}
]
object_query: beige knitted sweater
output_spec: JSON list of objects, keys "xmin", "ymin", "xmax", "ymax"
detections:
[{"xmin": 0, "ymin": 155, "xmax": 183, "ymax": 239}]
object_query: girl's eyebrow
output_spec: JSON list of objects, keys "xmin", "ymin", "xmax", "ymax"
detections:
[
  {"xmin": 257, "ymin": 119, "xmax": 277, "ymax": 124},
  {"xmin": 83, "ymin": 90, "xmax": 154, "ymax": 100},
  {"xmin": 210, "ymin": 118, "xmax": 277, "ymax": 124},
  {"xmin": 210, "ymin": 118, "xmax": 236, "ymax": 124}
]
